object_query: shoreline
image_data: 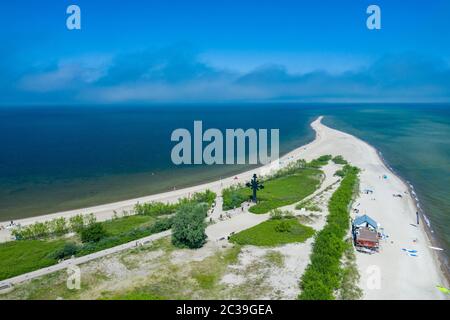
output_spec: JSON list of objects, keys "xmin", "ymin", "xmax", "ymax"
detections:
[
  {"xmin": 1, "ymin": 116, "xmax": 448, "ymax": 299},
  {"xmin": 0, "ymin": 124, "xmax": 319, "ymax": 229},
  {"xmin": 376, "ymin": 149, "xmax": 450, "ymax": 285}
]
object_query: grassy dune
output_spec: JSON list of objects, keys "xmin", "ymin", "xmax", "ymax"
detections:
[
  {"xmin": 230, "ymin": 218, "xmax": 315, "ymax": 246},
  {"xmin": 223, "ymin": 167, "xmax": 323, "ymax": 214}
]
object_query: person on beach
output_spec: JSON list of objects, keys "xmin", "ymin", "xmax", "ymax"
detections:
[{"xmin": 416, "ymin": 211, "xmax": 420, "ymax": 225}]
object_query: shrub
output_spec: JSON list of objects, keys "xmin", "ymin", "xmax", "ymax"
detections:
[
  {"xmin": 50, "ymin": 242, "xmax": 79, "ymax": 260},
  {"xmin": 270, "ymin": 209, "xmax": 294, "ymax": 220},
  {"xmin": 171, "ymin": 203, "xmax": 208, "ymax": 249},
  {"xmin": 307, "ymin": 155, "xmax": 332, "ymax": 168},
  {"xmin": 12, "ymin": 221, "xmax": 51, "ymax": 240},
  {"xmin": 191, "ymin": 189, "xmax": 216, "ymax": 206},
  {"xmin": 275, "ymin": 220, "xmax": 292, "ymax": 233},
  {"xmin": 135, "ymin": 190, "xmax": 216, "ymax": 216},
  {"xmin": 335, "ymin": 164, "xmax": 359, "ymax": 178},
  {"xmin": 332, "ymin": 155, "xmax": 348, "ymax": 165},
  {"xmin": 222, "ymin": 185, "xmax": 249, "ymax": 210},
  {"xmin": 49, "ymin": 217, "xmax": 68, "ymax": 236},
  {"xmin": 135, "ymin": 201, "xmax": 177, "ymax": 216},
  {"xmin": 80, "ymin": 222, "xmax": 108, "ymax": 243},
  {"xmin": 69, "ymin": 214, "xmax": 85, "ymax": 233}
]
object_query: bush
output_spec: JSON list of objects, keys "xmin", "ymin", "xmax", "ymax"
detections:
[
  {"xmin": 270, "ymin": 209, "xmax": 294, "ymax": 220},
  {"xmin": 50, "ymin": 242, "xmax": 79, "ymax": 260},
  {"xmin": 275, "ymin": 220, "xmax": 292, "ymax": 233},
  {"xmin": 12, "ymin": 222, "xmax": 50, "ymax": 240},
  {"xmin": 49, "ymin": 217, "xmax": 68, "ymax": 236},
  {"xmin": 135, "ymin": 201, "xmax": 177, "ymax": 216},
  {"xmin": 222, "ymin": 185, "xmax": 249, "ymax": 210},
  {"xmin": 332, "ymin": 155, "xmax": 348, "ymax": 165},
  {"xmin": 171, "ymin": 203, "xmax": 208, "ymax": 249},
  {"xmin": 191, "ymin": 189, "xmax": 216, "ymax": 206},
  {"xmin": 307, "ymin": 155, "xmax": 332, "ymax": 168},
  {"xmin": 69, "ymin": 214, "xmax": 86, "ymax": 233},
  {"xmin": 335, "ymin": 164, "xmax": 359, "ymax": 177},
  {"xmin": 80, "ymin": 222, "xmax": 108, "ymax": 243},
  {"xmin": 135, "ymin": 190, "xmax": 216, "ymax": 216}
]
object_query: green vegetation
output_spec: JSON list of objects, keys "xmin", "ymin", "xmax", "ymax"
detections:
[
  {"xmin": 295, "ymin": 199, "xmax": 322, "ymax": 212},
  {"xmin": 101, "ymin": 215, "xmax": 154, "ymax": 236},
  {"xmin": 80, "ymin": 222, "xmax": 108, "ymax": 243},
  {"xmin": 335, "ymin": 164, "xmax": 358, "ymax": 178},
  {"xmin": 11, "ymin": 213, "xmax": 96, "ymax": 240},
  {"xmin": 222, "ymin": 185, "xmax": 249, "ymax": 210},
  {"xmin": 338, "ymin": 240, "xmax": 363, "ymax": 300},
  {"xmin": 222, "ymin": 157, "xmax": 334, "ymax": 214},
  {"xmin": 0, "ymin": 190, "xmax": 216, "ymax": 281},
  {"xmin": 75, "ymin": 216, "xmax": 174, "ymax": 256},
  {"xmin": 332, "ymin": 155, "xmax": 348, "ymax": 165},
  {"xmin": 134, "ymin": 201, "xmax": 177, "ymax": 216},
  {"xmin": 249, "ymin": 170, "xmax": 322, "ymax": 214},
  {"xmin": 50, "ymin": 242, "xmax": 79, "ymax": 260},
  {"xmin": 230, "ymin": 215, "xmax": 315, "ymax": 246},
  {"xmin": 222, "ymin": 168, "xmax": 322, "ymax": 214},
  {"xmin": 307, "ymin": 155, "xmax": 332, "ymax": 168},
  {"xmin": 134, "ymin": 189, "xmax": 216, "ymax": 217},
  {"xmin": 299, "ymin": 164, "xmax": 360, "ymax": 300},
  {"xmin": 0, "ymin": 240, "xmax": 65, "ymax": 280},
  {"xmin": 171, "ymin": 203, "xmax": 208, "ymax": 249}
]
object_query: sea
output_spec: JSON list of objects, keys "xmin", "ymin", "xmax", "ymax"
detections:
[{"xmin": 0, "ymin": 103, "xmax": 449, "ymax": 265}]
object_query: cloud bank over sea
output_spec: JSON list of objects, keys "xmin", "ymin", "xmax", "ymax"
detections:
[{"xmin": 3, "ymin": 45, "xmax": 450, "ymax": 104}]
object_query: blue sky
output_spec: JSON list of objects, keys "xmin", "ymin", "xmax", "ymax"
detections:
[{"xmin": 1, "ymin": 0, "xmax": 450, "ymax": 104}]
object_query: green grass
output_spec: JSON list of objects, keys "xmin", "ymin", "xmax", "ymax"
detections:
[
  {"xmin": 223, "ymin": 168, "xmax": 322, "ymax": 214},
  {"xmin": 0, "ymin": 215, "xmax": 171, "ymax": 281},
  {"xmin": 102, "ymin": 215, "xmax": 155, "ymax": 236},
  {"xmin": 229, "ymin": 218, "xmax": 315, "ymax": 246},
  {"xmin": 0, "ymin": 240, "xmax": 65, "ymax": 280}
]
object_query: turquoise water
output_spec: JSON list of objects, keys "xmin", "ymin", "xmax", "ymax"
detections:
[
  {"xmin": 0, "ymin": 104, "xmax": 449, "ymax": 258},
  {"xmin": 319, "ymin": 104, "xmax": 450, "ymax": 258}
]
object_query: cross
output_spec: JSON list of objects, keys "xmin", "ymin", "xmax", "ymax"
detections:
[{"xmin": 246, "ymin": 174, "xmax": 264, "ymax": 203}]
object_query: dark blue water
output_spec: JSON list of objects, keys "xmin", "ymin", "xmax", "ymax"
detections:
[
  {"xmin": 1, "ymin": 104, "xmax": 449, "ymax": 257},
  {"xmin": 0, "ymin": 104, "xmax": 316, "ymax": 219}
]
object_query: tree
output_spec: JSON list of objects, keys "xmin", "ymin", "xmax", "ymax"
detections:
[
  {"xmin": 171, "ymin": 203, "xmax": 208, "ymax": 249},
  {"xmin": 80, "ymin": 222, "xmax": 107, "ymax": 243}
]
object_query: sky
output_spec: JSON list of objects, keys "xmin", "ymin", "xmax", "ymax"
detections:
[{"xmin": 1, "ymin": 0, "xmax": 450, "ymax": 104}]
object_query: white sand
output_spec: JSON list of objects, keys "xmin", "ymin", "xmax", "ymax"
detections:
[{"xmin": 1, "ymin": 116, "xmax": 447, "ymax": 299}]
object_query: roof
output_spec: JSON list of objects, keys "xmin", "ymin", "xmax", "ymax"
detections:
[
  {"xmin": 357, "ymin": 228, "xmax": 379, "ymax": 243},
  {"xmin": 353, "ymin": 214, "xmax": 378, "ymax": 229}
]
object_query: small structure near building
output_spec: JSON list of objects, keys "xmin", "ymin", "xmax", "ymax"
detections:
[{"xmin": 352, "ymin": 214, "xmax": 380, "ymax": 254}]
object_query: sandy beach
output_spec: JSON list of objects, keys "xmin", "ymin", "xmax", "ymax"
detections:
[{"xmin": 1, "ymin": 117, "xmax": 448, "ymax": 299}]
